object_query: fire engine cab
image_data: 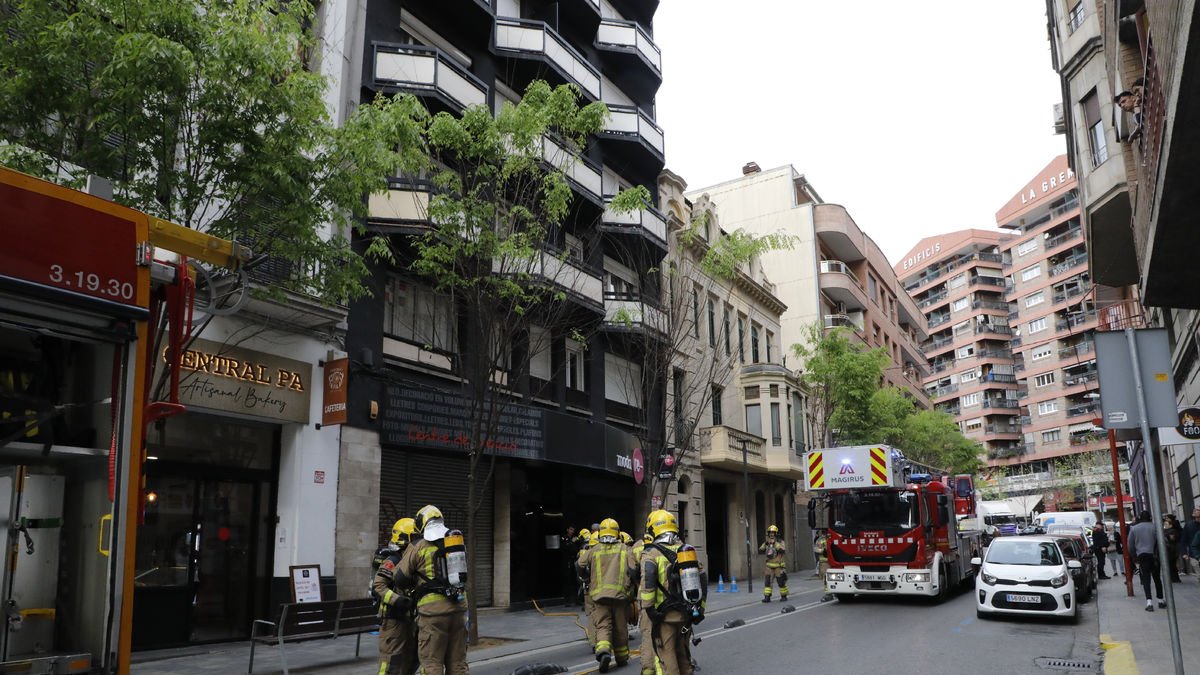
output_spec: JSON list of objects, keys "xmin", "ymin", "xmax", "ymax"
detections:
[{"xmin": 805, "ymin": 445, "xmax": 982, "ymax": 602}]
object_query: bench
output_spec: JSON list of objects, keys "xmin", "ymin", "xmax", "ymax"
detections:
[{"xmin": 249, "ymin": 598, "xmax": 380, "ymax": 674}]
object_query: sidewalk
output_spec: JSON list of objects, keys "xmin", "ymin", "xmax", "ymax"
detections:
[
  {"xmin": 1098, "ymin": 565, "xmax": 1200, "ymax": 674},
  {"xmin": 131, "ymin": 575, "xmax": 793, "ymax": 675}
]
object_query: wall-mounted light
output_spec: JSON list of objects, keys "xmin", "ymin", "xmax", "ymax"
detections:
[
  {"xmin": 146, "ymin": 491, "xmax": 158, "ymax": 504},
  {"xmin": 369, "ymin": 400, "xmax": 379, "ymax": 420}
]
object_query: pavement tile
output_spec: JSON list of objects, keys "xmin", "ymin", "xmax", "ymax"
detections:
[{"xmin": 1097, "ymin": 566, "xmax": 1200, "ymax": 674}]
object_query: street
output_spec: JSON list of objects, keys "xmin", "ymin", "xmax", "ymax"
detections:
[{"xmin": 471, "ymin": 584, "xmax": 1102, "ymax": 675}]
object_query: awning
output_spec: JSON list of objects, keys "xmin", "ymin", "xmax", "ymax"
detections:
[{"xmin": 1069, "ymin": 422, "xmax": 1101, "ymax": 434}]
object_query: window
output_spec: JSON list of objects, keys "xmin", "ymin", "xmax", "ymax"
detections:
[
  {"xmin": 1068, "ymin": 0, "xmax": 1086, "ymax": 32},
  {"xmin": 1038, "ymin": 400, "xmax": 1059, "ymax": 415},
  {"xmin": 737, "ymin": 316, "xmax": 746, "ymax": 363},
  {"xmin": 1032, "ymin": 345, "xmax": 1054, "ymax": 361},
  {"xmin": 1082, "ymin": 90, "xmax": 1108, "ymax": 167},
  {"xmin": 1024, "ymin": 290, "xmax": 1045, "ymax": 308},
  {"xmin": 744, "ymin": 385, "xmax": 760, "ymax": 400},
  {"xmin": 707, "ymin": 298, "xmax": 716, "ymax": 347},
  {"xmin": 1042, "ymin": 429, "xmax": 1062, "ymax": 443},
  {"xmin": 565, "ymin": 233, "xmax": 584, "ymax": 262},
  {"xmin": 957, "ymin": 345, "xmax": 976, "ymax": 359},
  {"xmin": 566, "ymin": 339, "xmax": 585, "ymax": 391},
  {"xmin": 961, "ymin": 392, "xmax": 981, "ymax": 407},
  {"xmin": 1017, "ymin": 239, "xmax": 1039, "ymax": 256},
  {"xmin": 770, "ymin": 403, "xmax": 782, "ymax": 446},
  {"xmin": 672, "ymin": 368, "xmax": 685, "ymax": 433},
  {"xmin": 951, "ymin": 297, "xmax": 969, "ymax": 312},
  {"xmin": 711, "ymin": 385, "xmax": 723, "ymax": 425},
  {"xmin": 1034, "ymin": 372, "xmax": 1056, "ymax": 388},
  {"xmin": 384, "ymin": 277, "xmax": 457, "ymax": 352},
  {"xmin": 948, "ymin": 274, "xmax": 967, "ymax": 290},
  {"xmin": 1028, "ymin": 317, "xmax": 1047, "ymax": 334},
  {"xmin": 529, "ymin": 325, "xmax": 551, "ymax": 380},
  {"xmin": 868, "ymin": 275, "xmax": 879, "ymax": 302},
  {"xmin": 959, "ymin": 370, "xmax": 979, "ymax": 383},
  {"xmin": 751, "ymin": 324, "xmax": 761, "ymax": 363},
  {"xmin": 964, "ymin": 418, "xmax": 984, "ymax": 432},
  {"xmin": 745, "ymin": 404, "xmax": 761, "ymax": 437},
  {"xmin": 691, "ymin": 288, "xmax": 700, "ymax": 338},
  {"xmin": 723, "ymin": 307, "xmax": 732, "ymax": 356},
  {"xmin": 766, "ymin": 331, "xmax": 774, "ymax": 362},
  {"xmin": 1020, "ymin": 264, "xmax": 1042, "ymax": 282}
]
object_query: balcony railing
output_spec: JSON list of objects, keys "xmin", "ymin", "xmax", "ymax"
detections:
[
  {"xmin": 979, "ymin": 252, "xmax": 1004, "ymax": 263},
  {"xmin": 928, "ymin": 314, "xmax": 951, "ymax": 329},
  {"xmin": 931, "ymin": 384, "xmax": 959, "ymax": 399},
  {"xmin": 1067, "ymin": 403, "xmax": 1098, "ymax": 418},
  {"xmin": 931, "ymin": 361, "xmax": 953, "ymax": 374},
  {"xmin": 603, "ymin": 291, "xmax": 667, "ymax": 337},
  {"xmin": 983, "ymin": 399, "xmax": 1020, "ymax": 409},
  {"xmin": 494, "ymin": 18, "xmax": 601, "ymax": 99},
  {"xmin": 985, "ymin": 424, "xmax": 1020, "ymax": 434},
  {"xmin": 1067, "ymin": 310, "xmax": 1097, "ymax": 328},
  {"xmin": 985, "ymin": 373, "xmax": 1018, "ymax": 384},
  {"xmin": 921, "ymin": 335, "xmax": 954, "ymax": 351},
  {"xmin": 970, "ymin": 276, "xmax": 1007, "ymax": 288},
  {"xmin": 973, "ymin": 299, "xmax": 1010, "ymax": 311},
  {"xmin": 975, "ymin": 323, "xmax": 1012, "ymax": 336},
  {"xmin": 1052, "ymin": 285, "xmax": 1089, "ymax": 304},
  {"xmin": 1064, "ymin": 372, "xmax": 1097, "ymax": 387},
  {"xmin": 937, "ymin": 405, "xmax": 961, "ymax": 416},
  {"xmin": 1016, "ymin": 389, "xmax": 1029, "ymax": 399},
  {"xmin": 1059, "ymin": 341, "xmax": 1095, "ymax": 359},
  {"xmin": 1045, "ymin": 227, "xmax": 1083, "ymax": 250},
  {"xmin": 1050, "ymin": 255, "xmax": 1087, "ymax": 277},
  {"xmin": 918, "ymin": 290, "xmax": 949, "ymax": 309},
  {"xmin": 601, "ymin": 200, "xmax": 667, "ymax": 246},
  {"xmin": 542, "ymin": 135, "xmax": 603, "ymax": 200},
  {"xmin": 372, "ymin": 44, "xmax": 488, "ymax": 110},
  {"xmin": 824, "ymin": 313, "xmax": 858, "ymax": 330},
  {"xmin": 1011, "ymin": 336, "xmax": 1023, "ymax": 347},
  {"xmin": 596, "ymin": 18, "xmax": 662, "ymax": 74},
  {"xmin": 494, "ymin": 245, "xmax": 603, "ymax": 308},
  {"xmin": 601, "ymin": 105, "xmax": 665, "ymax": 157},
  {"xmin": 1018, "ymin": 415, "xmax": 1032, "ymax": 425}
]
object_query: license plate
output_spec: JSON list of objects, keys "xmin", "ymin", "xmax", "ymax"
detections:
[
  {"xmin": 858, "ymin": 573, "xmax": 891, "ymax": 582},
  {"xmin": 1006, "ymin": 594, "xmax": 1040, "ymax": 603}
]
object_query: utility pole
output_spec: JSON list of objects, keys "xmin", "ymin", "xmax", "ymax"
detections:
[{"xmin": 741, "ymin": 438, "xmax": 753, "ymax": 593}]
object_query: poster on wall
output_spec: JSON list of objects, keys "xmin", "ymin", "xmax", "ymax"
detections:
[{"xmin": 290, "ymin": 565, "xmax": 323, "ymax": 603}]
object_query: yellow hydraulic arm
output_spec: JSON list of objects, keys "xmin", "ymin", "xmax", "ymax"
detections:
[{"xmin": 146, "ymin": 216, "xmax": 250, "ymax": 270}]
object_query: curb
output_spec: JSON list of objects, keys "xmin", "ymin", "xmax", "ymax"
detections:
[{"xmin": 1100, "ymin": 633, "xmax": 1139, "ymax": 675}]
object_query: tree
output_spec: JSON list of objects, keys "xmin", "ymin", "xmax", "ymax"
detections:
[
  {"xmin": 371, "ymin": 80, "xmax": 648, "ymax": 641},
  {"xmin": 0, "ymin": 0, "xmax": 413, "ymax": 304},
  {"xmin": 898, "ymin": 410, "xmax": 983, "ymax": 475},
  {"xmin": 608, "ymin": 187, "xmax": 795, "ymax": 510}
]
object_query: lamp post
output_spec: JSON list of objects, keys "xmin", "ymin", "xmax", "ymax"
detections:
[{"xmin": 741, "ymin": 438, "xmax": 753, "ymax": 593}]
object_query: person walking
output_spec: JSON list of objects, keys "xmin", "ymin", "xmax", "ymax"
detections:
[
  {"xmin": 639, "ymin": 509, "xmax": 705, "ymax": 675},
  {"xmin": 633, "ymin": 532, "xmax": 655, "ymax": 675},
  {"xmin": 1128, "ymin": 510, "xmax": 1166, "ymax": 611},
  {"xmin": 1181, "ymin": 508, "xmax": 1200, "ymax": 576},
  {"xmin": 578, "ymin": 518, "xmax": 634, "ymax": 672},
  {"xmin": 1164, "ymin": 514, "xmax": 1184, "ymax": 582},
  {"xmin": 372, "ymin": 518, "xmax": 418, "ymax": 675},
  {"xmin": 1110, "ymin": 523, "xmax": 1127, "ymax": 576},
  {"xmin": 562, "ymin": 525, "xmax": 582, "ymax": 606},
  {"xmin": 396, "ymin": 505, "xmax": 469, "ymax": 675},
  {"xmin": 759, "ymin": 525, "xmax": 788, "ymax": 602},
  {"xmin": 1091, "ymin": 523, "xmax": 1110, "ymax": 579}
]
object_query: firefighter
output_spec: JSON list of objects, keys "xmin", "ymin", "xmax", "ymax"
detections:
[
  {"xmin": 578, "ymin": 518, "xmax": 634, "ymax": 672},
  {"xmin": 634, "ymin": 532, "xmax": 655, "ymax": 675},
  {"xmin": 815, "ymin": 530, "xmax": 834, "ymax": 602},
  {"xmin": 578, "ymin": 528, "xmax": 599, "ymax": 650},
  {"xmin": 395, "ymin": 505, "xmax": 468, "ymax": 675},
  {"xmin": 373, "ymin": 518, "xmax": 418, "ymax": 675},
  {"xmin": 759, "ymin": 524, "xmax": 788, "ymax": 602},
  {"xmin": 640, "ymin": 509, "xmax": 705, "ymax": 675},
  {"xmin": 575, "ymin": 528, "xmax": 592, "ymax": 605}
]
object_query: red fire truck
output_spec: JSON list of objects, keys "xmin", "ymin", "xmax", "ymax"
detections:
[{"xmin": 805, "ymin": 445, "xmax": 982, "ymax": 602}]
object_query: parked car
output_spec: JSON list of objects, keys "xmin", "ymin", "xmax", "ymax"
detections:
[
  {"xmin": 1048, "ymin": 532, "xmax": 1097, "ymax": 602},
  {"xmin": 973, "ymin": 536, "xmax": 1082, "ymax": 622}
]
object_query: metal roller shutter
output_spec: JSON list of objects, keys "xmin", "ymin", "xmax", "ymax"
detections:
[{"xmin": 378, "ymin": 449, "xmax": 494, "ymax": 606}]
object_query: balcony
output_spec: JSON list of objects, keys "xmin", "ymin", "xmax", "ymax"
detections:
[
  {"xmin": 1052, "ymin": 285, "xmax": 1089, "ymax": 304},
  {"xmin": 930, "ymin": 384, "xmax": 959, "ymax": 399},
  {"xmin": 600, "ymin": 200, "xmax": 667, "ymax": 250},
  {"xmin": 598, "ymin": 105, "xmax": 665, "ymax": 167},
  {"xmin": 1067, "ymin": 402, "xmax": 1098, "ymax": 418},
  {"xmin": 928, "ymin": 313, "xmax": 951, "ymax": 329},
  {"xmin": 983, "ymin": 398, "xmax": 1020, "ymax": 409},
  {"xmin": 372, "ymin": 44, "xmax": 488, "ymax": 111},
  {"xmin": 1063, "ymin": 371, "xmax": 1097, "ymax": 387},
  {"xmin": 1058, "ymin": 340, "xmax": 1095, "ymax": 359},
  {"xmin": 973, "ymin": 299, "xmax": 1011, "ymax": 311},
  {"xmin": 367, "ymin": 179, "xmax": 433, "ymax": 233},
  {"xmin": 700, "ymin": 425, "xmax": 804, "ymax": 479},
  {"xmin": 823, "ymin": 313, "xmax": 859, "ymax": 330},
  {"xmin": 930, "ymin": 361, "xmax": 953, "ymax": 374},
  {"xmin": 984, "ymin": 423, "xmax": 1021, "ymax": 436},
  {"xmin": 921, "ymin": 335, "xmax": 954, "ymax": 352},
  {"xmin": 542, "ymin": 136, "xmax": 603, "ymax": 204},
  {"xmin": 988, "ymin": 445, "xmax": 1027, "ymax": 460},
  {"xmin": 970, "ymin": 275, "xmax": 1007, "ymax": 289},
  {"xmin": 1050, "ymin": 255, "xmax": 1087, "ymax": 277},
  {"xmin": 1044, "ymin": 226, "xmax": 1083, "ymax": 251},
  {"xmin": 984, "ymin": 373, "xmax": 1018, "ymax": 384},
  {"xmin": 595, "ymin": 18, "xmax": 662, "ymax": 101},
  {"xmin": 918, "ymin": 290, "xmax": 949, "ymax": 309},
  {"xmin": 603, "ymin": 291, "xmax": 667, "ymax": 339},
  {"xmin": 975, "ymin": 323, "xmax": 1012, "ymax": 336},
  {"xmin": 494, "ymin": 18, "xmax": 601, "ymax": 100},
  {"xmin": 819, "ymin": 260, "xmax": 866, "ymax": 310},
  {"xmin": 1016, "ymin": 389, "xmax": 1029, "ymax": 399},
  {"xmin": 493, "ymin": 245, "xmax": 603, "ymax": 311}
]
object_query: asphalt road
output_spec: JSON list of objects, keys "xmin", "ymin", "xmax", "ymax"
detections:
[{"xmin": 470, "ymin": 583, "xmax": 1103, "ymax": 675}]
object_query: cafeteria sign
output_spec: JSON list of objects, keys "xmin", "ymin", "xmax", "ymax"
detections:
[{"xmin": 1178, "ymin": 408, "xmax": 1200, "ymax": 440}]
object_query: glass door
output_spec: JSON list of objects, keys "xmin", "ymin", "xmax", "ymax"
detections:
[{"xmin": 191, "ymin": 479, "xmax": 257, "ymax": 641}]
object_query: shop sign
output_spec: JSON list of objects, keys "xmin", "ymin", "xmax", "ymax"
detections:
[
  {"xmin": 632, "ymin": 448, "xmax": 645, "ymax": 485},
  {"xmin": 174, "ymin": 338, "xmax": 312, "ymax": 423},
  {"xmin": 289, "ymin": 565, "xmax": 323, "ymax": 603},
  {"xmin": 321, "ymin": 358, "xmax": 349, "ymax": 426},
  {"xmin": 1177, "ymin": 408, "xmax": 1200, "ymax": 440}
]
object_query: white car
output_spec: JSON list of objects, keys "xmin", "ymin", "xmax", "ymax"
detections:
[{"xmin": 973, "ymin": 536, "xmax": 1082, "ymax": 622}]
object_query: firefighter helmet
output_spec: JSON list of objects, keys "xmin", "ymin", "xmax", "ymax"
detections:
[
  {"xmin": 589, "ymin": 531, "xmax": 599, "ymax": 546},
  {"xmin": 598, "ymin": 518, "xmax": 620, "ymax": 542},
  {"xmin": 647, "ymin": 509, "xmax": 679, "ymax": 538},
  {"xmin": 391, "ymin": 517, "xmax": 417, "ymax": 547},
  {"xmin": 620, "ymin": 531, "xmax": 633, "ymax": 545},
  {"xmin": 579, "ymin": 528, "xmax": 591, "ymax": 543},
  {"xmin": 767, "ymin": 525, "xmax": 779, "ymax": 536},
  {"xmin": 415, "ymin": 504, "xmax": 448, "ymax": 541}
]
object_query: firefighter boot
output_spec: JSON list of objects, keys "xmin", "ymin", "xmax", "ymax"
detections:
[{"xmin": 598, "ymin": 651, "xmax": 613, "ymax": 673}]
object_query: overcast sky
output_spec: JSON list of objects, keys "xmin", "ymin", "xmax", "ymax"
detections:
[{"xmin": 653, "ymin": 1, "xmax": 1067, "ymax": 264}]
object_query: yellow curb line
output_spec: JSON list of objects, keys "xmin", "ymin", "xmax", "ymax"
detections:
[{"xmin": 1100, "ymin": 634, "xmax": 1139, "ymax": 675}]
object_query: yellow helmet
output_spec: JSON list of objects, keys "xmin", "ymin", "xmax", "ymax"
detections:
[
  {"xmin": 598, "ymin": 518, "xmax": 620, "ymax": 542},
  {"xmin": 391, "ymin": 517, "xmax": 417, "ymax": 546},
  {"xmin": 620, "ymin": 531, "xmax": 633, "ymax": 545},
  {"xmin": 643, "ymin": 532, "xmax": 653, "ymax": 544},
  {"xmin": 589, "ymin": 531, "xmax": 599, "ymax": 546},
  {"xmin": 579, "ymin": 528, "xmax": 591, "ymax": 542},
  {"xmin": 647, "ymin": 509, "xmax": 678, "ymax": 538},
  {"xmin": 414, "ymin": 504, "xmax": 444, "ymax": 534},
  {"xmin": 767, "ymin": 525, "xmax": 779, "ymax": 535}
]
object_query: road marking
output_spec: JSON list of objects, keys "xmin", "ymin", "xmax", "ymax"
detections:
[{"xmin": 1100, "ymin": 634, "xmax": 1139, "ymax": 675}]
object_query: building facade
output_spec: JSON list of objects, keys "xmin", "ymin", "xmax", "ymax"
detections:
[
  {"xmin": 687, "ymin": 164, "xmax": 930, "ymax": 422},
  {"xmin": 895, "ymin": 229, "xmax": 1020, "ymax": 461},
  {"xmin": 1046, "ymin": 0, "xmax": 1198, "ymax": 517},
  {"xmin": 336, "ymin": 0, "xmax": 669, "ymax": 607}
]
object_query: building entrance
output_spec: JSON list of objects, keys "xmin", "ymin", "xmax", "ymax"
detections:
[{"xmin": 704, "ymin": 482, "xmax": 729, "ymax": 581}]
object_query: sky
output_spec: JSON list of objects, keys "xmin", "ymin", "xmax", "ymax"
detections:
[{"xmin": 653, "ymin": 1, "xmax": 1068, "ymax": 265}]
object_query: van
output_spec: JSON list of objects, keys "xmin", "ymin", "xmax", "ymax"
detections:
[{"xmin": 1035, "ymin": 511, "xmax": 1097, "ymax": 532}]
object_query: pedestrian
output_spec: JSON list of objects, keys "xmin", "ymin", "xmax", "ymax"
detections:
[
  {"xmin": 577, "ymin": 518, "xmax": 634, "ymax": 672},
  {"xmin": 397, "ymin": 504, "xmax": 469, "ymax": 675},
  {"xmin": 1128, "ymin": 510, "xmax": 1166, "ymax": 611},
  {"xmin": 758, "ymin": 524, "xmax": 788, "ymax": 602},
  {"xmin": 640, "ymin": 509, "xmax": 706, "ymax": 675},
  {"xmin": 1091, "ymin": 523, "xmax": 1110, "ymax": 579},
  {"xmin": 372, "ymin": 518, "xmax": 418, "ymax": 675},
  {"xmin": 1183, "ymin": 508, "xmax": 1200, "ymax": 577},
  {"xmin": 562, "ymin": 525, "xmax": 582, "ymax": 606},
  {"xmin": 1164, "ymin": 514, "xmax": 1183, "ymax": 582},
  {"xmin": 1110, "ymin": 523, "xmax": 1126, "ymax": 576}
]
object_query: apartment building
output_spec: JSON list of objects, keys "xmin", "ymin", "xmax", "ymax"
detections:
[
  {"xmin": 687, "ymin": 164, "xmax": 930, "ymax": 420},
  {"xmin": 895, "ymin": 229, "xmax": 1020, "ymax": 461},
  {"xmin": 1046, "ymin": 0, "xmax": 1198, "ymax": 516},
  {"xmin": 336, "ymin": 0, "xmax": 668, "ymax": 607},
  {"xmin": 659, "ymin": 171, "xmax": 812, "ymax": 583}
]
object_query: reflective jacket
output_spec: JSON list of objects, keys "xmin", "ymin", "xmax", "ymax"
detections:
[
  {"xmin": 397, "ymin": 538, "xmax": 465, "ymax": 617},
  {"xmin": 372, "ymin": 546, "xmax": 411, "ymax": 620},
  {"xmin": 581, "ymin": 541, "xmax": 633, "ymax": 601},
  {"xmin": 760, "ymin": 538, "xmax": 786, "ymax": 568}
]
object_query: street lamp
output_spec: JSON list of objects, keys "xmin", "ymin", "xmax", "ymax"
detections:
[{"xmin": 740, "ymin": 438, "xmax": 753, "ymax": 593}]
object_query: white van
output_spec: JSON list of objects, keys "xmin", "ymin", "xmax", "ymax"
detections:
[{"xmin": 1035, "ymin": 511, "xmax": 1098, "ymax": 530}]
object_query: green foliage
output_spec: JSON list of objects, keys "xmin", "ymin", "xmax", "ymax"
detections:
[
  {"xmin": 865, "ymin": 387, "xmax": 915, "ymax": 446},
  {"xmin": 898, "ymin": 410, "xmax": 983, "ymax": 475},
  {"xmin": 0, "ymin": 0, "xmax": 425, "ymax": 303}
]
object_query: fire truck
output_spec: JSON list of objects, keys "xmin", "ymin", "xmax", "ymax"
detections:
[
  {"xmin": 1, "ymin": 167, "xmax": 246, "ymax": 674},
  {"xmin": 805, "ymin": 445, "xmax": 982, "ymax": 602}
]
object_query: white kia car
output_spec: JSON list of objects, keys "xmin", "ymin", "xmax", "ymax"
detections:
[{"xmin": 973, "ymin": 536, "xmax": 1081, "ymax": 622}]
